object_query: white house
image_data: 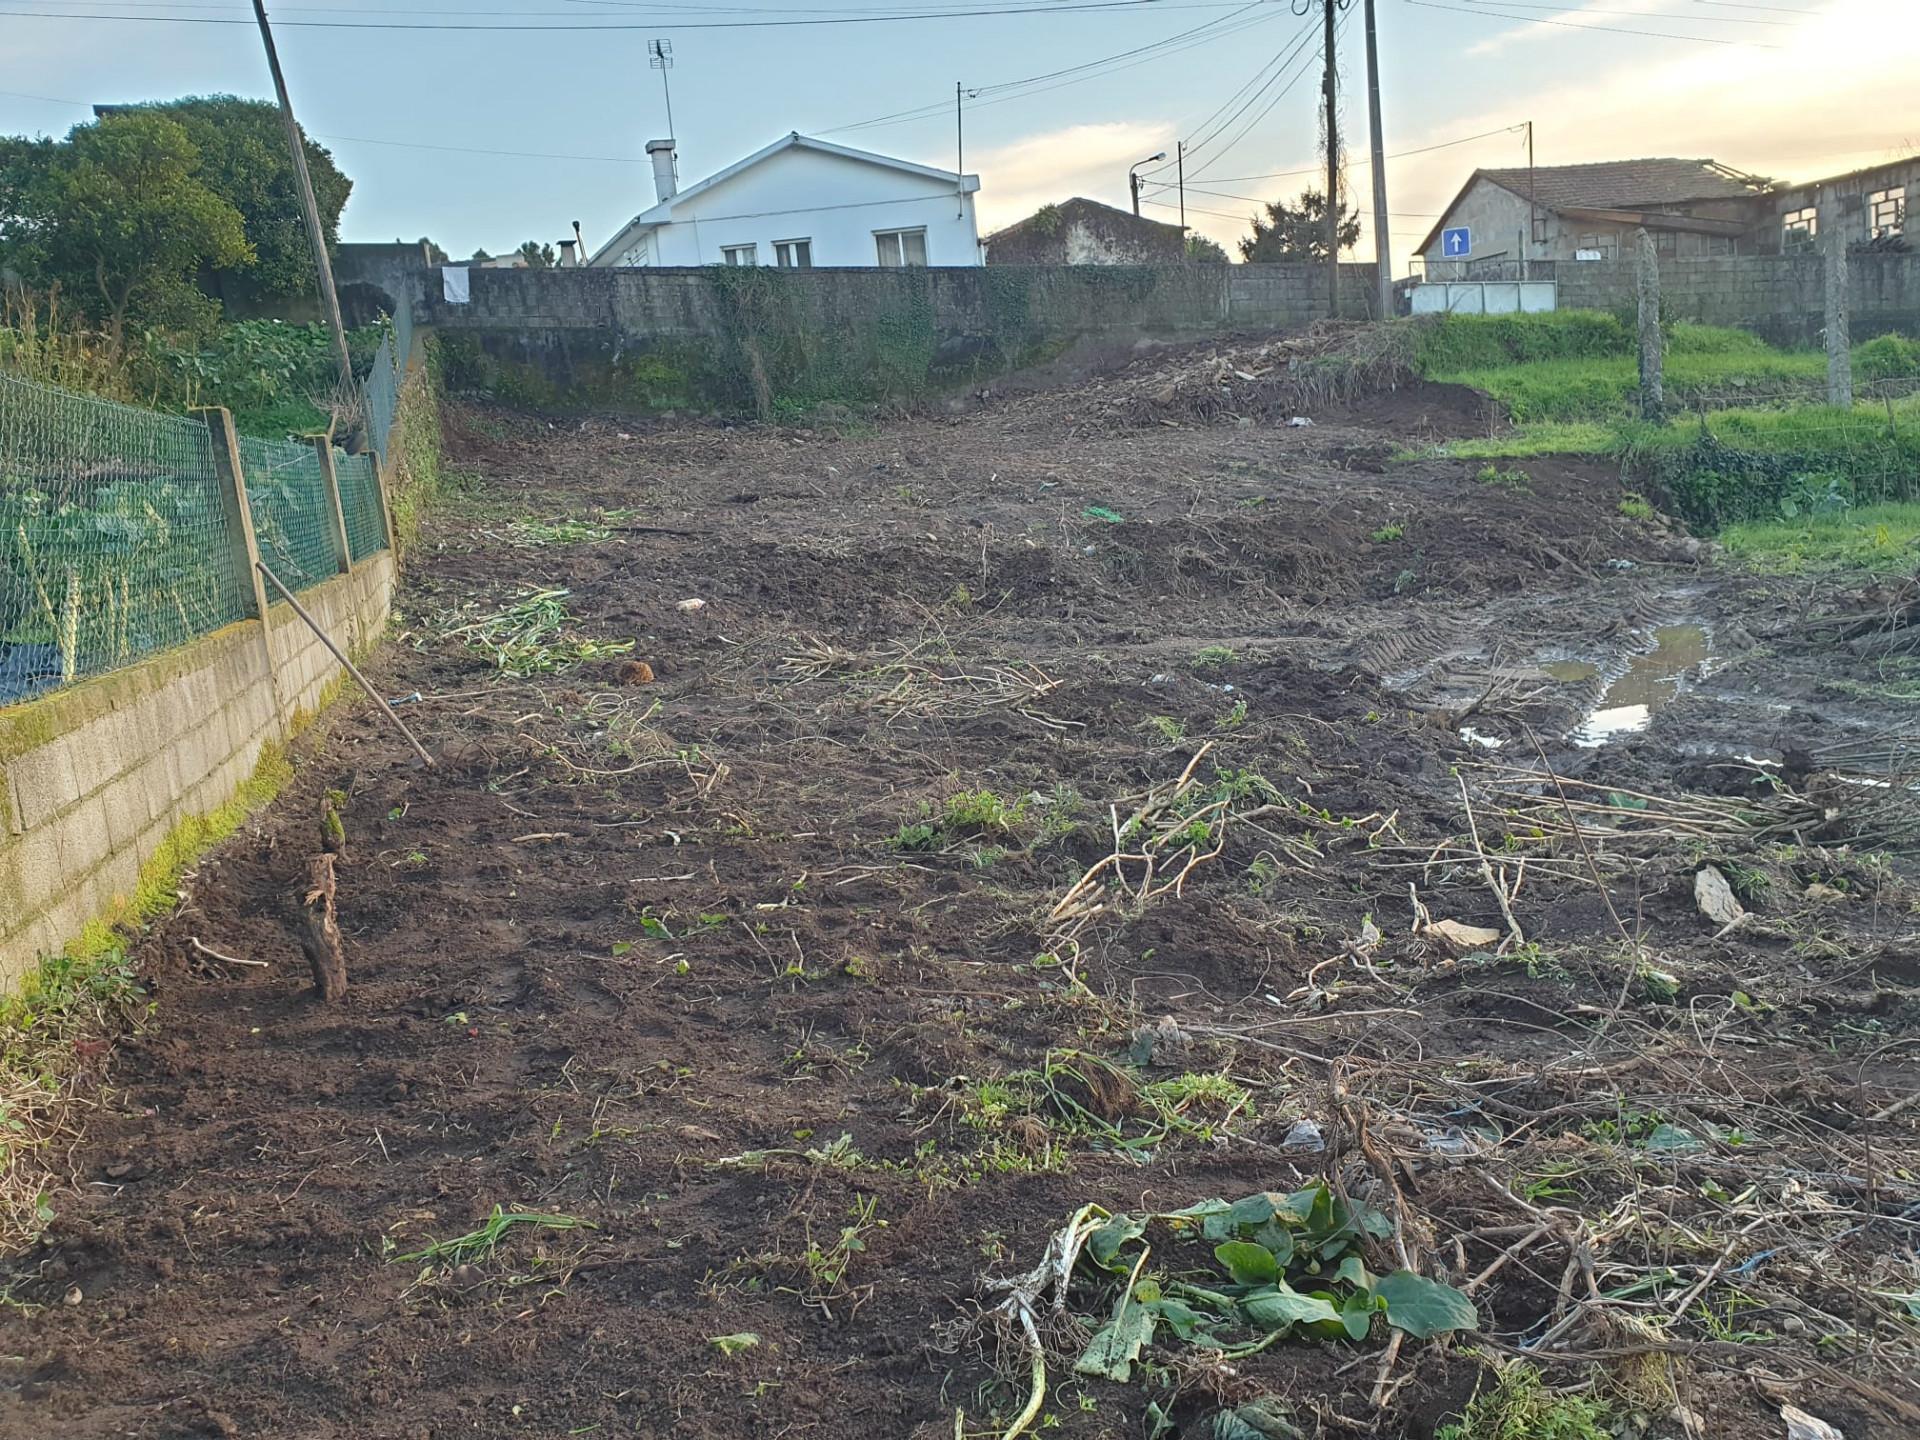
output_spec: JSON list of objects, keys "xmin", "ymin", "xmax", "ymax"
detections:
[{"xmin": 588, "ymin": 132, "xmax": 982, "ymax": 269}]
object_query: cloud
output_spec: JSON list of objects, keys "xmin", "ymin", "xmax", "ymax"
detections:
[
  {"xmin": 1357, "ymin": 0, "xmax": 1919, "ymax": 268},
  {"xmin": 1460, "ymin": 0, "xmax": 1740, "ymax": 57},
  {"xmin": 970, "ymin": 120, "xmax": 1173, "ymax": 231}
]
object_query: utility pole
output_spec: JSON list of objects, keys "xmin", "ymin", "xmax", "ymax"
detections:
[
  {"xmin": 1363, "ymin": 0, "xmax": 1389, "ymax": 318},
  {"xmin": 1823, "ymin": 186, "xmax": 1853, "ymax": 408},
  {"xmin": 1177, "ymin": 141, "xmax": 1186, "ymax": 234},
  {"xmin": 249, "ymin": 0, "xmax": 353, "ymax": 407},
  {"xmin": 1526, "ymin": 119, "xmax": 1536, "ymax": 279},
  {"xmin": 956, "ymin": 81, "xmax": 965, "ymax": 218},
  {"xmin": 1322, "ymin": 0, "xmax": 1340, "ymax": 316}
]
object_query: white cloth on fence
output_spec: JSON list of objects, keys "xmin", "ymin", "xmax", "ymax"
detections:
[{"xmin": 442, "ymin": 266, "xmax": 470, "ymax": 304}]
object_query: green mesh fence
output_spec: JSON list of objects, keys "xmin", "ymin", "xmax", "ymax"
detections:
[
  {"xmin": 337, "ymin": 450, "xmax": 388, "ymax": 562},
  {"xmin": 1, "ymin": 374, "xmax": 250, "ymax": 701},
  {"xmin": 238, "ymin": 434, "xmax": 338, "ymax": 589}
]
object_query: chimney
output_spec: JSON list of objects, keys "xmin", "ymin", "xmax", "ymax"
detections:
[
  {"xmin": 646, "ymin": 138, "xmax": 678, "ymax": 203},
  {"xmin": 556, "ymin": 239, "xmax": 577, "ymax": 267}
]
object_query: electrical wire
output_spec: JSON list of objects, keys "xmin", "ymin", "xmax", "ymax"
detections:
[
  {"xmin": 818, "ymin": 0, "xmax": 1278, "ymax": 135},
  {"xmin": 1149, "ymin": 120, "xmax": 1525, "ymax": 187},
  {"xmin": 1183, "ymin": 6, "xmax": 1337, "ymax": 180},
  {"xmin": 1402, "ymin": 0, "xmax": 1777, "ymax": 46},
  {"xmin": 1454, "ymin": 0, "xmax": 1791, "ymax": 24},
  {"xmin": 0, "ymin": 0, "xmax": 1252, "ymax": 29}
]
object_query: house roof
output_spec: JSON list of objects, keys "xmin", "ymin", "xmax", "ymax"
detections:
[
  {"xmin": 1416, "ymin": 158, "xmax": 1772, "ymax": 255},
  {"xmin": 983, "ymin": 196, "xmax": 1182, "ymax": 245},
  {"xmin": 590, "ymin": 132, "xmax": 980, "ymax": 264}
]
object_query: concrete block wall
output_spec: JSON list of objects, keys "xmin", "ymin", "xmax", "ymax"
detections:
[
  {"xmin": 417, "ymin": 262, "xmax": 1385, "ymax": 408},
  {"xmin": 0, "ymin": 551, "xmax": 396, "ymax": 989},
  {"xmin": 1554, "ymin": 253, "xmax": 1920, "ymax": 345}
]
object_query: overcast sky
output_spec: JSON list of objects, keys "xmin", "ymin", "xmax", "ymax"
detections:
[{"xmin": 1, "ymin": 0, "xmax": 1914, "ymax": 270}]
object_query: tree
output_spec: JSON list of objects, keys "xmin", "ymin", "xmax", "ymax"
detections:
[
  {"xmin": 471, "ymin": 248, "xmax": 493, "ymax": 262},
  {"xmin": 1238, "ymin": 188, "xmax": 1360, "ymax": 263},
  {"xmin": 1185, "ymin": 233, "xmax": 1229, "ymax": 264},
  {"xmin": 136, "ymin": 96, "xmax": 351, "ymax": 309},
  {"xmin": 0, "ymin": 113, "xmax": 251, "ymax": 345},
  {"xmin": 518, "ymin": 240, "xmax": 556, "ymax": 269}
]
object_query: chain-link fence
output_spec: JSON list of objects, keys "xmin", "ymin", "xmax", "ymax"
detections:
[
  {"xmin": 1, "ymin": 375, "xmax": 251, "ymax": 699},
  {"xmin": 238, "ymin": 434, "xmax": 339, "ymax": 588},
  {"xmin": 3, "ymin": 372, "xmax": 394, "ymax": 704},
  {"xmin": 365, "ymin": 327, "xmax": 400, "ymax": 467},
  {"xmin": 337, "ymin": 450, "xmax": 387, "ymax": 562}
]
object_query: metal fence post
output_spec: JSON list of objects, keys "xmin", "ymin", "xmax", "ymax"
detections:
[
  {"xmin": 196, "ymin": 407, "xmax": 273, "ymax": 623},
  {"xmin": 312, "ymin": 436, "xmax": 354, "ymax": 574}
]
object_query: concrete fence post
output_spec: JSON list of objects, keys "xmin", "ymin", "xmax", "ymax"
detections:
[
  {"xmin": 312, "ymin": 436, "xmax": 354, "ymax": 575},
  {"xmin": 1822, "ymin": 190, "xmax": 1853, "ymax": 409},
  {"xmin": 1634, "ymin": 228, "xmax": 1664, "ymax": 420},
  {"xmin": 196, "ymin": 405, "xmax": 287, "ymax": 731},
  {"xmin": 196, "ymin": 407, "xmax": 273, "ymax": 624}
]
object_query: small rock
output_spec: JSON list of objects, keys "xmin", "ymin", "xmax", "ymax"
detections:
[
  {"xmin": 1805, "ymin": 882, "xmax": 1848, "ymax": 904},
  {"xmin": 675, "ymin": 598, "xmax": 706, "ymax": 613},
  {"xmin": 1131, "ymin": 1015, "xmax": 1194, "ymax": 1066},
  {"xmin": 1695, "ymin": 865, "xmax": 1745, "ymax": 926},
  {"xmin": 1282, "ymin": 1118, "xmax": 1325, "ymax": 1152},
  {"xmin": 63, "ymin": 1286, "xmax": 82, "ymax": 1307},
  {"xmin": 1782, "ymin": 1404, "xmax": 1845, "ymax": 1440},
  {"xmin": 1424, "ymin": 918, "xmax": 1502, "ymax": 954}
]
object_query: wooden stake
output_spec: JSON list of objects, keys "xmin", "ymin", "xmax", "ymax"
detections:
[{"xmin": 299, "ymin": 853, "xmax": 348, "ymax": 1002}]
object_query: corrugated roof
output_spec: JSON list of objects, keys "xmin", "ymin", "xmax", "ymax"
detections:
[{"xmin": 1478, "ymin": 158, "xmax": 1769, "ymax": 210}]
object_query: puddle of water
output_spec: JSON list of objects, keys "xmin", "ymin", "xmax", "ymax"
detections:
[
  {"xmin": 1543, "ymin": 659, "xmax": 1599, "ymax": 684},
  {"xmin": 1569, "ymin": 625, "xmax": 1712, "ymax": 746},
  {"xmin": 1459, "ymin": 725, "xmax": 1505, "ymax": 750}
]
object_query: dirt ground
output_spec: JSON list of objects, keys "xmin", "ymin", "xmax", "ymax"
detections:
[{"xmin": 6, "ymin": 349, "xmax": 1920, "ymax": 1440}]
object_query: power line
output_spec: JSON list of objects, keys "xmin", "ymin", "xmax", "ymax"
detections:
[
  {"xmin": 1185, "ymin": 5, "xmax": 1338, "ymax": 181},
  {"xmin": 1454, "ymin": 0, "xmax": 1791, "ymax": 24},
  {"xmin": 1402, "ymin": 0, "xmax": 1777, "ymax": 46},
  {"xmin": 1143, "ymin": 11, "xmax": 1319, "ymax": 178},
  {"xmin": 819, "ymin": 1, "xmax": 1278, "ymax": 134},
  {"xmin": 1153, "ymin": 120, "xmax": 1525, "ymax": 185},
  {"xmin": 0, "ymin": 0, "xmax": 1252, "ymax": 29}
]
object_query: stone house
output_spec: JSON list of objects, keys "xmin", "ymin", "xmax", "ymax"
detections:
[
  {"xmin": 1418, "ymin": 154, "xmax": 1916, "ymax": 279},
  {"xmin": 984, "ymin": 198, "xmax": 1186, "ymax": 265}
]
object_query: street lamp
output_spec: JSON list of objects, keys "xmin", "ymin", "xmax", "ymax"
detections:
[{"xmin": 1129, "ymin": 152, "xmax": 1167, "ymax": 217}]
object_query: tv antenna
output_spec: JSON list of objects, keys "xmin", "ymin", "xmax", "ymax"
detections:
[{"xmin": 648, "ymin": 38, "xmax": 676, "ymax": 142}]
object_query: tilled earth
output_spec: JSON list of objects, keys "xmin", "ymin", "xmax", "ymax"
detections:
[{"xmin": 6, "ymin": 368, "xmax": 1920, "ymax": 1440}]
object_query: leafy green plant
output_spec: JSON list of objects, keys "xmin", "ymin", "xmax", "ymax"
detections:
[
  {"xmin": 1475, "ymin": 464, "xmax": 1531, "ymax": 491},
  {"xmin": 1193, "ymin": 645, "xmax": 1238, "ymax": 667},
  {"xmin": 1145, "ymin": 715, "xmax": 1187, "ymax": 745},
  {"xmin": 1369, "ymin": 521, "xmax": 1405, "ymax": 543},
  {"xmin": 1082, "ymin": 504, "xmax": 1125, "ymax": 524},
  {"xmin": 1065, "ymin": 1185, "xmax": 1478, "ymax": 1385},
  {"xmin": 1617, "ymin": 491, "xmax": 1656, "ymax": 521},
  {"xmin": 942, "ymin": 789, "xmax": 1026, "ymax": 835}
]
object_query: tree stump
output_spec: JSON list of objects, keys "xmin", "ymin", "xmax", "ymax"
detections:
[{"xmin": 299, "ymin": 853, "xmax": 348, "ymax": 1002}]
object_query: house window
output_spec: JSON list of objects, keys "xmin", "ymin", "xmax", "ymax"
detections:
[
  {"xmin": 1530, "ymin": 207, "xmax": 1547, "ymax": 245},
  {"xmin": 1575, "ymin": 233, "xmax": 1616, "ymax": 261},
  {"xmin": 1869, "ymin": 186, "xmax": 1906, "ymax": 237},
  {"xmin": 721, "ymin": 244, "xmax": 757, "ymax": 266},
  {"xmin": 1782, "ymin": 206, "xmax": 1818, "ymax": 253},
  {"xmin": 1654, "ymin": 231, "xmax": 1677, "ymax": 258},
  {"xmin": 874, "ymin": 228, "xmax": 928, "ymax": 267},
  {"xmin": 774, "ymin": 238, "xmax": 812, "ymax": 269}
]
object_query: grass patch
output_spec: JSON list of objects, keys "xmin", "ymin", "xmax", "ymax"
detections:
[
  {"xmin": 1719, "ymin": 501, "xmax": 1920, "ymax": 572},
  {"xmin": 1436, "ymin": 1361, "xmax": 1614, "ymax": 1440},
  {"xmin": 0, "ymin": 740, "xmax": 294, "ymax": 1249},
  {"xmin": 1412, "ymin": 423, "xmax": 1615, "ymax": 460}
]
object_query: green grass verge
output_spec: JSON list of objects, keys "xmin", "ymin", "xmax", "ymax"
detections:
[
  {"xmin": 1718, "ymin": 501, "xmax": 1920, "ymax": 572},
  {"xmin": 1415, "ymin": 314, "xmax": 1912, "ymax": 425}
]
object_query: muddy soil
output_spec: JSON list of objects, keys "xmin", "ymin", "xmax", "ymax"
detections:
[{"xmin": 5, "ymin": 379, "xmax": 1919, "ymax": 1440}]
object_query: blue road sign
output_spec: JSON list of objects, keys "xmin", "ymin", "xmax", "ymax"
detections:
[{"xmin": 1442, "ymin": 226, "xmax": 1471, "ymax": 258}]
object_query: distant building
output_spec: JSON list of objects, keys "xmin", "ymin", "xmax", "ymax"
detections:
[
  {"xmin": 589, "ymin": 132, "xmax": 982, "ymax": 269},
  {"xmin": 984, "ymin": 198, "xmax": 1186, "ymax": 265},
  {"xmin": 1417, "ymin": 154, "xmax": 1914, "ymax": 278}
]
